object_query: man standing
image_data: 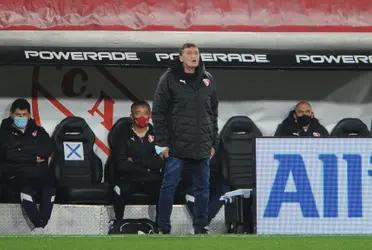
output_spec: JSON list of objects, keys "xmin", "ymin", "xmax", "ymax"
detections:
[
  {"xmin": 0, "ymin": 98, "xmax": 55, "ymax": 232},
  {"xmin": 275, "ymin": 100, "xmax": 329, "ymax": 137},
  {"xmin": 152, "ymin": 43, "xmax": 218, "ymax": 234}
]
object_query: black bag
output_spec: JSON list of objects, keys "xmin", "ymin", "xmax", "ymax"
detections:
[
  {"xmin": 221, "ymin": 189, "xmax": 255, "ymax": 234},
  {"xmin": 108, "ymin": 218, "xmax": 159, "ymax": 234}
]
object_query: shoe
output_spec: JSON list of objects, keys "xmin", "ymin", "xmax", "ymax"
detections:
[
  {"xmin": 158, "ymin": 229, "xmax": 170, "ymax": 234},
  {"xmin": 194, "ymin": 227, "xmax": 209, "ymax": 234}
]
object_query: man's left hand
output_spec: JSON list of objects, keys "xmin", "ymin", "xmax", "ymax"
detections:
[{"xmin": 210, "ymin": 147, "xmax": 216, "ymax": 159}]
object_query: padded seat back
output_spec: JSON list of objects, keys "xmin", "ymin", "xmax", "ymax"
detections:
[
  {"xmin": 104, "ymin": 117, "xmax": 132, "ymax": 184},
  {"xmin": 219, "ymin": 116, "xmax": 262, "ymax": 189},
  {"xmin": 331, "ymin": 118, "xmax": 371, "ymax": 137},
  {"xmin": 52, "ymin": 116, "xmax": 103, "ymax": 186}
]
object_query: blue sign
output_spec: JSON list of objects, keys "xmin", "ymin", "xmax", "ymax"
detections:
[{"xmin": 256, "ymin": 138, "xmax": 372, "ymax": 234}]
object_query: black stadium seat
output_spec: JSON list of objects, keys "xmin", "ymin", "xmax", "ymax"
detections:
[
  {"xmin": 104, "ymin": 117, "xmax": 132, "ymax": 185},
  {"xmin": 51, "ymin": 116, "xmax": 110, "ymax": 204},
  {"xmin": 219, "ymin": 116, "xmax": 262, "ymax": 189},
  {"xmin": 330, "ymin": 118, "xmax": 371, "ymax": 137}
]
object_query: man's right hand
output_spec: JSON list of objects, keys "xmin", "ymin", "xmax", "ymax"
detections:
[
  {"xmin": 160, "ymin": 147, "xmax": 170, "ymax": 160},
  {"xmin": 36, "ymin": 156, "xmax": 45, "ymax": 163}
]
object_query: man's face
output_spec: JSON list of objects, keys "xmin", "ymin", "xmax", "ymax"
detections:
[
  {"xmin": 294, "ymin": 103, "xmax": 313, "ymax": 118},
  {"xmin": 131, "ymin": 105, "xmax": 151, "ymax": 119},
  {"xmin": 180, "ymin": 46, "xmax": 200, "ymax": 70},
  {"xmin": 11, "ymin": 108, "xmax": 31, "ymax": 119}
]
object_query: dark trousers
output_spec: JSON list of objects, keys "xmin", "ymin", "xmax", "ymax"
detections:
[
  {"xmin": 186, "ymin": 178, "xmax": 230, "ymax": 224},
  {"xmin": 10, "ymin": 177, "xmax": 55, "ymax": 228},
  {"xmin": 157, "ymin": 156, "xmax": 210, "ymax": 233},
  {"xmin": 112, "ymin": 180, "xmax": 161, "ymax": 220}
]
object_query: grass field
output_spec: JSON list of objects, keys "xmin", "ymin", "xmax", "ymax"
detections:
[{"xmin": 1, "ymin": 235, "xmax": 372, "ymax": 250}]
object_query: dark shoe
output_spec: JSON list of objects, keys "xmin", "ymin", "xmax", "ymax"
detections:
[
  {"xmin": 39, "ymin": 219, "xmax": 48, "ymax": 228},
  {"xmin": 158, "ymin": 229, "xmax": 170, "ymax": 234},
  {"xmin": 194, "ymin": 227, "xmax": 209, "ymax": 234}
]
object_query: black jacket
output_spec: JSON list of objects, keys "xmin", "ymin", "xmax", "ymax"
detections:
[
  {"xmin": 152, "ymin": 59, "xmax": 218, "ymax": 160},
  {"xmin": 112, "ymin": 123, "xmax": 163, "ymax": 183},
  {"xmin": 0, "ymin": 117, "xmax": 53, "ymax": 180},
  {"xmin": 274, "ymin": 111, "xmax": 329, "ymax": 137}
]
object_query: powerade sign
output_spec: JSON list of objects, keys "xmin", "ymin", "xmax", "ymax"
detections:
[
  {"xmin": 256, "ymin": 138, "xmax": 372, "ymax": 234},
  {"xmin": 3, "ymin": 47, "xmax": 372, "ymax": 68}
]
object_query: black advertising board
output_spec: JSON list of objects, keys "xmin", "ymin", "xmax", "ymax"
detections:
[{"xmin": 2, "ymin": 46, "xmax": 372, "ymax": 69}]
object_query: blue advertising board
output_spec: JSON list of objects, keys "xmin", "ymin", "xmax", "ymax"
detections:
[{"xmin": 256, "ymin": 138, "xmax": 372, "ymax": 234}]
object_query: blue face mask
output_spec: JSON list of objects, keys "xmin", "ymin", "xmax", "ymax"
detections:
[{"xmin": 13, "ymin": 116, "xmax": 28, "ymax": 129}]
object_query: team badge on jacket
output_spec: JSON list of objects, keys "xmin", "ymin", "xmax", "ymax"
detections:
[{"xmin": 202, "ymin": 78, "xmax": 210, "ymax": 86}]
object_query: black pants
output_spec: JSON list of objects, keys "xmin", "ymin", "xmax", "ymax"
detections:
[
  {"xmin": 9, "ymin": 177, "xmax": 55, "ymax": 228},
  {"xmin": 185, "ymin": 176, "xmax": 230, "ymax": 224},
  {"xmin": 112, "ymin": 180, "xmax": 161, "ymax": 220}
]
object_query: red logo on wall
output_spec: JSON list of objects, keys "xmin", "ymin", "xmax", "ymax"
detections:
[{"xmin": 31, "ymin": 66, "xmax": 140, "ymax": 157}]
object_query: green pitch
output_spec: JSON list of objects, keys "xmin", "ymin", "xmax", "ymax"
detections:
[{"xmin": 1, "ymin": 235, "xmax": 372, "ymax": 250}]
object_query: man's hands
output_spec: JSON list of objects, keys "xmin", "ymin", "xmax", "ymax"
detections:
[
  {"xmin": 159, "ymin": 147, "xmax": 214, "ymax": 159},
  {"xmin": 210, "ymin": 147, "xmax": 216, "ymax": 159},
  {"xmin": 159, "ymin": 147, "xmax": 170, "ymax": 160},
  {"xmin": 36, "ymin": 156, "xmax": 45, "ymax": 163}
]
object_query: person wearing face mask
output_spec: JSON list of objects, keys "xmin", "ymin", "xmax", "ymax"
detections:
[
  {"xmin": 0, "ymin": 98, "xmax": 54, "ymax": 233},
  {"xmin": 274, "ymin": 100, "xmax": 329, "ymax": 137},
  {"xmin": 111, "ymin": 101, "xmax": 163, "ymax": 221}
]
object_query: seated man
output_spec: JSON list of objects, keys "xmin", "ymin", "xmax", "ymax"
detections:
[
  {"xmin": 112, "ymin": 101, "xmax": 163, "ymax": 221},
  {"xmin": 0, "ymin": 99, "xmax": 54, "ymax": 232},
  {"xmin": 275, "ymin": 100, "xmax": 329, "ymax": 137}
]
